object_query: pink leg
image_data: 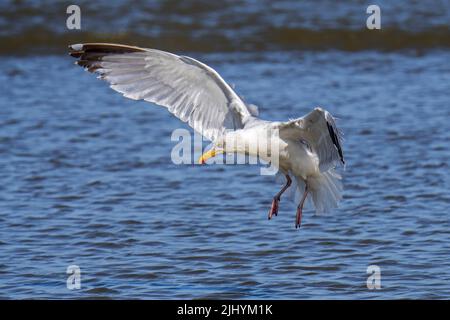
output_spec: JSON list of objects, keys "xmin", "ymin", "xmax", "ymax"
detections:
[
  {"xmin": 268, "ymin": 175, "xmax": 292, "ymax": 220},
  {"xmin": 295, "ymin": 184, "xmax": 308, "ymax": 229}
]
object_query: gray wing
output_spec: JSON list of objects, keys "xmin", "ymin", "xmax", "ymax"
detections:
[
  {"xmin": 69, "ymin": 43, "xmax": 254, "ymax": 141},
  {"xmin": 280, "ymin": 107, "xmax": 345, "ymax": 171}
]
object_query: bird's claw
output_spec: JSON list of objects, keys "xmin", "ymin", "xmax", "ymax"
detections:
[
  {"xmin": 295, "ymin": 207, "xmax": 303, "ymax": 229},
  {"xmin": 268, "ymin": 197, "xmax": 279, "ymax": 220}
]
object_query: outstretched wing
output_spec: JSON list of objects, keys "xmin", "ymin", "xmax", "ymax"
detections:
[
  {"xmin": 69, "ymin": 43, "xmax": 254, "ymax": 141},
  {"xmin": 280, "ymin": 107, "xmax": 345, "ymax": 171}
]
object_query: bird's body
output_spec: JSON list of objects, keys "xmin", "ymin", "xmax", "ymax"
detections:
[
  {"xmin": 69, "ymin": 43, "xmax": 345, "ymax": 228},
  {"xmin": 221, "ymin": 120, "xmax": 319, "ymax": 178}
]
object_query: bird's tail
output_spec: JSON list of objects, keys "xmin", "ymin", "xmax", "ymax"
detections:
[
  {"xmin": 306, "ymin": 169, "xmax": 343, "ymax": 214},
  {"xmin": 279, "ymin": 169, "xmax": 343, "ymax": 214}
]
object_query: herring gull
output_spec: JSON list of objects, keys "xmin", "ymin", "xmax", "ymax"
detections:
[{"xmin": 69, "ymin": 43, "xmax": 345, "ymax": 228}]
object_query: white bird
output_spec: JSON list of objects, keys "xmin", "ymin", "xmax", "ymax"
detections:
[{"xmin": 69, "ymin": 43, "xmax": 345, "ymax": 228}]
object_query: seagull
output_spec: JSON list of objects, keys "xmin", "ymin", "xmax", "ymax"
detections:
[{"xmin": 69, "ymin": 43, "xmax": 345, "ymax": 228}]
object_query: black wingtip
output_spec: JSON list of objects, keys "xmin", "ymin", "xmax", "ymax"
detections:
[{"xmin": 326, "ymin": 120, "xmax": 345, "ymax": 165}]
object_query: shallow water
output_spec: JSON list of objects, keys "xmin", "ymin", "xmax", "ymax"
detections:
[{"xmin": 0, "ymin": 49, "xmax": 449, "ymax": 299}]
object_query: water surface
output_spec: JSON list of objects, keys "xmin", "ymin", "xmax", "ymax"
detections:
[
  {"xmin": 0, "ymin": 0, "xmax": 449, "ymax": 299},
  {"xmin": 1, "ymin": 49, "xmax": 449, "ymax": 299}
]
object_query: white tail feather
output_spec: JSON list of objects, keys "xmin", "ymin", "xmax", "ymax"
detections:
[
  {"xmin": 306, "ymin": 169, "xmax": 343, "ymax": 214},
  {"xmin": 277, "ymin": 169, "xmax": 343, "ymax": 214}
]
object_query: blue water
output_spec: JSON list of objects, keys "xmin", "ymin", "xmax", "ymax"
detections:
[{"xmin": 0, "ymin": 49, "xmax": 449, "ymax": 299}]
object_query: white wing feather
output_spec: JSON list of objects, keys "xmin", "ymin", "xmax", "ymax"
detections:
[
  {"xmin": 280, "ymin": 107, "xmax": 345, "ymax": 171},
  {"xmin": 69, "ymin": 43, "xmax": 254, "ymax": 141}
]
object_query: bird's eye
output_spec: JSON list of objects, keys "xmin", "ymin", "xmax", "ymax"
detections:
[{"xmin": 299, "ymin": 139, "xmax": 312, "ymax": 151}]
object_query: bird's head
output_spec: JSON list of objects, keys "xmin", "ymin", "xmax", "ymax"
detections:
[{"xmin": 197, "ymin": 137, "xmax": 228, "ymax": 164}]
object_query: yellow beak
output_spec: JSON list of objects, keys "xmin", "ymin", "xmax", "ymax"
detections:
[{"xmin": 198, "ymin": 149, "xmax": 223, "ymax": 164}]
